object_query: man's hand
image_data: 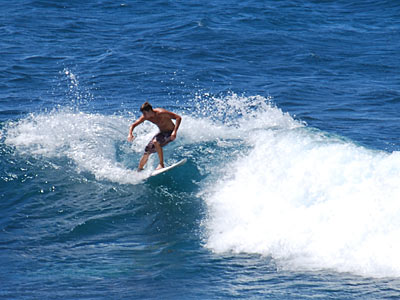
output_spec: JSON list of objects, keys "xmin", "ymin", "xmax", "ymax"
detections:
[
  {"xmin": 127, "ymin": 134, "xmax": 135, "ymax": 142},
  {"xmin": 170, "ymin": 132, "xmax": 176, "ymax": 141}
]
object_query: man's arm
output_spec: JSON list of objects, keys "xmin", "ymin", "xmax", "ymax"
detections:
[
  {"xmin": 171, "ymin": 114, "xmax": 181, "ymax": 140},
  {"xmin": 162, "ymin": 110, "xmax": 181, "ymax": 141},
  {"xmin": 128, "ymin": 115, "xmax": 145, "ymax": 142}
]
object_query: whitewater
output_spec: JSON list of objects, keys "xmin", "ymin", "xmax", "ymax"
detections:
[{"xmin": 4, "ymin": 93, "xmax": 400, "ymax": 279}]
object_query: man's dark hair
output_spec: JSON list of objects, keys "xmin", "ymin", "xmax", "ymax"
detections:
[{"xmin": 140, "ymin": 101, "xmax": 153, "ymax": 112}]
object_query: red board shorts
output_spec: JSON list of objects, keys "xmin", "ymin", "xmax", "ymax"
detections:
[{"xmin": 144, "ymin": 131, "xmax": 173, "ymax": 154}]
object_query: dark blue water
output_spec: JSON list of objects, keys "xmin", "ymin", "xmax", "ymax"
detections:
[{"xmin": 2, "ymin": 1, "xmax": 400, "ymax": 299}]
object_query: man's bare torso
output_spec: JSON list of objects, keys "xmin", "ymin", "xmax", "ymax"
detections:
[{"xmin": 146, "ymin": 108, "xmax": 175, "ymax": 132}]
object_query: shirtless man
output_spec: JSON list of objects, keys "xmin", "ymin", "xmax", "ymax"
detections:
[{"xmin": 128, "ymin": 102, "xmax": 182, "ymax": 171}]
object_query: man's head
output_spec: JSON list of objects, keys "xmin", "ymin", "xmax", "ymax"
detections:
[
  {"xmin": 140, "ymin": 101, "xmax": 155, "ymax": 118},
  {"xmin": 140, "ymin": 101, "xmax": 153, "ymax": 113}
]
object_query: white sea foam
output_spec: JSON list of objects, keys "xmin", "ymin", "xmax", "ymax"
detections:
[
  {"xmin": 4, "ymin": 109, "xmax": 152, "ymax": 184},
  {"xmin": 3, "ymin": 101, "xmax": 242, "ymax": 184},
  {"xmin": 202, "ymin": 96, "xmax": 400, "ymax": 278}
]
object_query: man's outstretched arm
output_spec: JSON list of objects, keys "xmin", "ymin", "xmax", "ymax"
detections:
[{"xmin": 128, "ymin": 115, "xmax": 145, "ymax": 142}]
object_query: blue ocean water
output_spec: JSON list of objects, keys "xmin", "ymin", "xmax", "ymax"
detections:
[{"xmin": 1, "ymin": 0, "xmax": 400, "ymax": 299}]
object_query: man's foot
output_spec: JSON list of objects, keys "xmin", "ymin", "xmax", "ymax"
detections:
[{"xmin": 156, "ymin": 164, "xmax": 164, "ymax": 170}]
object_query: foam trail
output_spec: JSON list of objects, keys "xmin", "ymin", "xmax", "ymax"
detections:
[
  {"xmin": 2, "ymin": 102, "xmax": 247, "ymax": 184},
  {"xmin": 4, "ymin": 109, "xmax": 152, "ymax": 184},
  {"xmin": 203, "ymin": 100, "xmax": 400, "ymax": 278}
]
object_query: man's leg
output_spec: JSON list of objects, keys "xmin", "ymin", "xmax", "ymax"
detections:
[
  {"xmin": 154, "ymin": 141, "xmax": 164, "ymax": 170},
  {"xmin": 138, "ymin": 153, "xmax": 150, "ymax": 171}
]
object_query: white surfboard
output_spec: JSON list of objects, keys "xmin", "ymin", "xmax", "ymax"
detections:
[{"xmin": 150, "ymin": 158, "xmax": 187, "ymax": 177}]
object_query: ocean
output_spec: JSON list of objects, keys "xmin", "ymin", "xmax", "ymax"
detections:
[{"xmin": 1, "ymin": 0, "xmax": 400, "ymax": 299}]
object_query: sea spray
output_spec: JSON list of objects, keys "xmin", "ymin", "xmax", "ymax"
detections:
[
  {"xmin": 4, "ymin": 109, "xmax": 151, "ymax": 184},
  {"xmin": 3, "ymin": 94, "xmax": 298, "ymax": 185}
]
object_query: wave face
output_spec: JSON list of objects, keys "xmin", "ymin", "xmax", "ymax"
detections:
[{"xmin": 4, "ymin": 94, "xmax": 400, "ymax": 278}]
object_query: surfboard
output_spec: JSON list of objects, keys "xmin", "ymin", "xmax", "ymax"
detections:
[{"xmin": 150, "ymin": 158, "xmax": 187, "ymax": 177}]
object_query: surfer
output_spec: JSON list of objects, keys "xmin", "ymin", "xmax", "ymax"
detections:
[{"xmin": 128, "ymin": 102, "xmax": 182, "ymax": 171}]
